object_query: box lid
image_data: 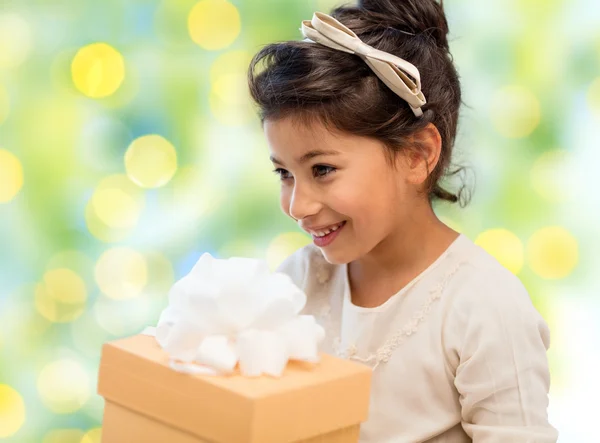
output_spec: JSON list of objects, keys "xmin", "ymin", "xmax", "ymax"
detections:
[{"xmin": 98, "ymin": 334, "xmax": 372, "ymax": 443}]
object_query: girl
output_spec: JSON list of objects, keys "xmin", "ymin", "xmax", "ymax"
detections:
[{"xmin": 247, "ymin": 1, "xmax": 558, "ymax": 442}]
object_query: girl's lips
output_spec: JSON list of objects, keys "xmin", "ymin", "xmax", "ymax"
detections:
[{"xmin": 312, "ymin": 221, "xmax": 346, "ymax": 247}]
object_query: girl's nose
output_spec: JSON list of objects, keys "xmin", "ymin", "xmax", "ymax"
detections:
[{"xmin": 288, "ymin": 183, "xmax": 322, "ymax": 221}]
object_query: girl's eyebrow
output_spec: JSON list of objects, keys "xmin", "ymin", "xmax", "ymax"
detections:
[{"xmin": 270, "ymin": 149, "xmax": 340, "ymax": 166}]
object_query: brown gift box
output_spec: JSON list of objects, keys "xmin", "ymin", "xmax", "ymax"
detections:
[{"xmin": 97, "ymin": 334, "xmax": 372, "ymax": 443}]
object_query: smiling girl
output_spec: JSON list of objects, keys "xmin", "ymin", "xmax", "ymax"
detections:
[{"xmin": 247, "ymin": 1, "xmax": 558, "ymax": 442}]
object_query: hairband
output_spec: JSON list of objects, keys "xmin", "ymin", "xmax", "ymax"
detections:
[{"xmin": 300, "ymin": 12, "xmax": 427, "ymax": 117}]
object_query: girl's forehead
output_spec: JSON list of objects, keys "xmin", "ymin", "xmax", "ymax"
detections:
[
  {"xmin": 265, "ymin": 117, "xmax": 335, "ymax": 144},
  {"xmin": 264, "ymin": 117, "xmax": 373, "ymax": 158}
]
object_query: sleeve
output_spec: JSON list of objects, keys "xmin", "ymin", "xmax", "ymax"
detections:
[{"xmin": 445, "ymin": 269, "xmax": 559, "ymax": 442}]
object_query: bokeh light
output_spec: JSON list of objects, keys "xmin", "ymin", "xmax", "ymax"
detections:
[
  {"xmin": 0, "ymin": 13, "xmax": 33, "ymax": 69},
  {"xmin": 86, "ymin": 174, "xmax": 145, "ymax": 242},
  {"xmin": 475, "ymin": 229, "xmax": 524, "ymax": 275},
  {"xmin": 490, "ymin": 85, "xmax": 541, "ymax": 138},
  {"xmin": 95, "ymin": 247, "xmax": 148, "ymax": 299},
  {"xmin": 93, "ymin": 188, "xmax": 140, "ymax": 229},
  {"xmin": 0, "ymin": 149, "xmax": 24, "ymax": 203},
  {"xmin": 527, "ymin": 227, "xmax": 579, "ymax": 279},
  {"xmin": 188, "ymin": 0, "xmax": 241, "ymax": 50},
  {"xmin": 71, "ymin": 43, "xmax": 125, "ymax": 98},
  {"xmin": 266, "ymin": 232, "xmax": 312, "ymax": 271},
  {"xmin": 34, "ymin": 268, "xmax": 87, "ymax": 323},
  {"xmin": 0, "ymin": 384, "xmax": 25, "ymax": 438},
  {"xmin": 209, "ymin": 51, "xmax": 254, "ymax": 125},
  {"xmin": 37, "ymin": 359, "xmax": 90, "ymax": 414},
  {"xmin": 530, "ymin": 150, "xmax": 573, "ymax": 203},
  {"xmin": 42, "ymin": 429, "xmax": 85, "ymax": 443},
  {"xmin": 124, "ymin": 135, "xmax": 178, "ymax": 188},
  {"xmin": 46, "ymin": 250, "xmax": 95, "ymax": 284},
  {"xmin": 81, "ymin": 427, "xmax": 102, "ymax": 443}
]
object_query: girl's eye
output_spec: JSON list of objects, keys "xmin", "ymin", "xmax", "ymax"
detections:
[
  {"xmin": 313, "ymin": 165, "xmax": 336, "ymax": 178},
  {"xmin": 273, "ymin": 168, "xmax": 292, "ymax": 180}
]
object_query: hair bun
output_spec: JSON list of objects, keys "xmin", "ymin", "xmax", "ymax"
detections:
[{"xmin": 358, "ymin": 0, "xmax": 450, "ymax": 50}]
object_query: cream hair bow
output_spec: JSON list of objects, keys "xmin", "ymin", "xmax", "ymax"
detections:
[{"xmin": 300, "ymin": 11, "xmax": 427, "ymax": 117}]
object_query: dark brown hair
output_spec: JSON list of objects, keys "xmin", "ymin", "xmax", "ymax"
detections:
[{"xmin": 247, "ymin": 0, "xmax": 470, "ymax": 206}]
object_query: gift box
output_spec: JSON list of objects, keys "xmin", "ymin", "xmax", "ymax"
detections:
[{"xmin": 98, "ymin": 334, "xmax": 372, "ymax": 443}]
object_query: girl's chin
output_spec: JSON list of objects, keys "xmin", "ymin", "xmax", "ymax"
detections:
[{"xmin": 318, "ymin": 248, "xmax": 354, "ymax": 266}]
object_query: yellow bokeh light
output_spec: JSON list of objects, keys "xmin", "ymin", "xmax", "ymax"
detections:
[
  {"xmin": 188, "ymin": 0, "xmax": 241, "ymax": 50},
  {"xmin": 527, "ymin": 226, "xmax": 578, "ymax": 279},
  {"xmin": 125, "ymin": 135, "xmax": 178, "ymax": 188},
  {"xmin": 0, "ymin": 384, "xmax": 25, "ymax": 438},
  {"xmin": 209, "ymin": 50, "xmax": 253, "ymax": 125},
  {"xmin": 46, "ymin": 250, "xmax": 95, "ymax": 283},
  {"xmin": 37, "ymin": 359, "xmax": 90, "ymax": 414},
  {"xmin": 0, "ymin": 83, "xmax": 9, "ymax": 124},
  {"xmin": 43, "ymin": 429, "xmax": 85, "ymax": 443},
  {"xmin": 0, "ymin": 149, "xmax": 24, "ymax": 203},
  {"xmin": 95, "ymin": 247, "xmax": 148, "ymax": 299},
  {"xmin": 530, "ymin": 150, "xmax": 572, "ymax": 203},
  {"xmin": 86, "ymin": 174, "xmax": 145, "ymax": 242},
  {"xmin": 210, "ymin": 74, "xmax": 253, "ymax": 126},
  {"xmin": 71, "ymin": 43, "xmax": 125, "ymax": 98},
  {"xmin": 209, "ymin": 50, "xmax": 252, "ymax": 85},
  {"xmin": 81, "ymin": 427, "xmax": 102, "ymax": 443},
  {"xmin": 587, "ymin": 77, "xmax": 600, "ymax": 117},
  {"xmin": 92, "ymin": 188, "xmax": 140, "ymax": 229},
  {"xmin": 0, "ymin": 14, "xmax": 33, "ymax": 69},
  {"xmin": 266, "ymin": 232, "xmax": 312, "ymax": 271},
  {"xmin": 490, "ymin": 85, "xmax": 541, "ymax": 138},
  {"xmin": 213, "ymin": 73, "xmax": 247, "ymax": 104},
  {"xmin": 475, "ymin": 229, "xmax": 524, "ymax": 275},
  {"xmin": 34, "ymin": 268, "xmax": 87, "ymax": 323},
  {"xmin": 85, "ymin": 200, "xmax": 132, "ymax": 243}
]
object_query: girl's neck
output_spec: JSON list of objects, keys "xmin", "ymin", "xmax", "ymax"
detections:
[{"xmin": 347, "ymin": 203, "xmax": 459, "ymax": 307}]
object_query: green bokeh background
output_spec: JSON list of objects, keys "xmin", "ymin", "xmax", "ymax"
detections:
[{"xmin": 0, "ymin": 0, "xmax": 598, "ymax": 441}]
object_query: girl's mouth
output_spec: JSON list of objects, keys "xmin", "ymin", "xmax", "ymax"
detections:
[{"xmin": 312, "ymin": 221, "xmax": 346, "ymax": 247}]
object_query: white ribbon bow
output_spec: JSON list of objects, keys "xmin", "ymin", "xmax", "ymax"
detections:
[
  {"xmin": 145, "ymin": 253, "xmax": 325, "ymax": 377},
  {"xmin": 300, "ymin": 11, "xmax": 427, "ymax": 117}
]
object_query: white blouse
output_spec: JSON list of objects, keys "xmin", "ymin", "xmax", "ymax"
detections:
[{"xmin": 277, "ymin": 233, "xmax": 558, "ymax": 443}]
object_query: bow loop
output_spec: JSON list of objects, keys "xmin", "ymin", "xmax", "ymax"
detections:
[{"xmin": 300, "ymin": 11, "xmax": 426, "ymax": 117}]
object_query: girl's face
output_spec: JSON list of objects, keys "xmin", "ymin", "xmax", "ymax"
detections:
[{"xmin": 264, "ymin": 116, "xmax": 421, "ymax": 265}]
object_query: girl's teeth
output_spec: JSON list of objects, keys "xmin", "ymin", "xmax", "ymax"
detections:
[{"xmin": 315, "ymin": 222, "xmax": 343, "ymax": 237}]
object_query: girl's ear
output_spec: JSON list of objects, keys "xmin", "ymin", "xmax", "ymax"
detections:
[{"xmin": 403, "ymin": 123, "xmax": 443, "ymax": 186}]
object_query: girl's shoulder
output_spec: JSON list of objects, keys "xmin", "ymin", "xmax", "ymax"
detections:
[
  {"xmin": 445, "ymin": 236, "xmax": 547, "ymax": 331},
  {"xmin": 453, "ymin": 237, "xmax": 530, "ymax": 299}
]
